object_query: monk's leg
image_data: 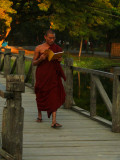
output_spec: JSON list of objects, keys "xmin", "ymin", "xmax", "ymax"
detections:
[
  {"xmin": 52, "ymin": 111, "xmax": 56, "ymax": 125},
  {"xmin": 51, "ymin": 111, "xmax": 62, "ymax": 127},
  {"xmin": 36, "ymin": 110, "xmax": 42, "ymax": 122},
  {"xmin": 38, "ymin": 110, "xmax": 42, "ymax": 119}
]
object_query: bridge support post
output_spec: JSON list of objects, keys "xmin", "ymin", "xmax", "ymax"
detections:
[
  {"xmin": 90, "ymin": 74, "xmax": 97, "ymax": 117},
  {"xmin": 32, "ymin": 66, "xmax": 36, "ymax": 87},
  {"xmin": 2, "ymin": 75, "xmax": 25, "ymax": 160},
  {"xmin": 64, "ymin": 58, "xmax": 73, "ymax": 109},
  {"xmin": 4, "ymin": 48, "xmax": 11, "ymax": 77},
  {"xmin": 112, "ymin": 67, "xmax": 120, "ymax": 132},
  {"xmin": 17, "ymin": 50, "xmax": 25, "ymax": 75},
  {"xmin": 0, "ymin": 48, "xmax": 2, "ymax": 70}
]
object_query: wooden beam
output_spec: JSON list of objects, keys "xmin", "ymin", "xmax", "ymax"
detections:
[
  {"xmin": 90, "ymin": 75, "xmax": 96, "ymax": 117},
  {"xmin": 4, "ymin": 49, "xmax": 11, "ymax": 77},
  {"xmin": 112, "ymin": 67, "xmax": 120, "ymax": 132},
  {"xmin": 25, "ymin": 62, "xmax": 32, "ymax": 83},
  {"xmin": 6, "ymin": 75, "xmax": 25, "ymax": 92},
  {"xmin": 17, "ymin": 50, "xmax": 25, "ymax": 75},
  {"xmin": 0, "ymin": 59, "xmax": 4, "ymax": 71},
  {"xmin": 71, "ymin": 106, "xmax": 112, "ymax": 127},
  {"xmin": 93, "ymin": 75, "xmax": 112, "ymax": 115},
  {"xmin": 24, "ymin": 56, "xmax": 32, "ymax": 61},
  {"xmin": 0, "ymin": 84, "xmax": 14, "ymax": 99},
  {"xmin": 64, "ymin": 58, "xmax": 73, "ymax": 109},
  {"xmin": 72, "ymin": 66, "xmax": 114, "ymax": 79},
  {"xmin": 31, "ymin": 65, "xmax": 36, "ymax": 87},
  {"xmin": 2, "ymin": 75, "xmax": 24, "ymax": 160},
  {"xmin": 0, "ymin": 148, "xmax": 15, "ymax": 160},
  {"xmin": 10, "ymin": 58, "xmax": 17, "ymax": 74},
  {"xmin": 0, "ymin": 51, "xmax": 2, "ymax": 70}
]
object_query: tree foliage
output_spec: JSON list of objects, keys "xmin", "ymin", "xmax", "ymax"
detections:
[
  {"xmin": 7, "ymin": 0, "xmax": 51, "ymax": 45},
  {"xmin": 0, "ymin": 0, "xmax": 16, "ymax": 41},
  {"xmin": 36, "ymin": 0, "xmax": 114, "ymax": 39},
  {"xmin": 107, "ymin": 0, "xmax": 120, "ymax": 41},
  {"xmin": 4, "ymin": 0, "xmax": 120, "ymax": 45}
]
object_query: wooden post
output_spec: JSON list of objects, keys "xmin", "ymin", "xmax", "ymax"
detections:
[
  {"xmin": 90, "ymin": 74, "xmax": 97, "ymax": 117},
  {"xmin": 32, "ymin": 66, "xmax": 36, "ymax": 87},
  {"xmin": 0, "ymin": 47, "xmax": 4, "ymax": 72},
  {"xmin": 112, "ymin": 67, "xmax": 120, "ymax": 132},
  {"xmin": 17, "ymin": 50, "xmax": 25, "ymax": 75},
  {"xmin": 64, "ymin": 58, "xmax": 73, "ymax": 109},
  {"xmin": 2, "ymin": 75, "xmax": 25, "ymax": 160},
  {"xmin": 0, "ymin": 48, "xmax": 2, "ymax": 70},
  {"xmin": 4, "ymin": 48, "xmax": 11, "ymax": 77}
]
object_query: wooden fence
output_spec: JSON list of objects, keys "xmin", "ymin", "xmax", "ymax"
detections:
[
  {"xmin": 0, "ymin": 48, "xmax": 120, "ymax": 136},
  {"xmin": 1, "ymin": 48, "xmax": 120, "ymax": 133},
  {"xmin": 0, "ymin": 49, "xmax": 120, "ymax": 160},
  {"xmin": 63, "ymin": 58, "xmax": 120, "ymax": 133},
  {"xmin": 0, "ymin": 48, "xmax": 36, "ymax": 87}
]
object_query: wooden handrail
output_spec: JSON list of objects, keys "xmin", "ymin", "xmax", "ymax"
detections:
[
  {"xmin": 63, "ymin": 58, "xmax": 120, "ymax": 133},
  {"xmin": 72, "ymin": 66, "xmax": 114, "ymax": 78},
  {"xmin": 0, "ymin": 48, "xmax": 120, "ymax": 133}
]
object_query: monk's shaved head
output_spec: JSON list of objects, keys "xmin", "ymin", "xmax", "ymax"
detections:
[
  {"xmin": 44, "ymin": 29, "xmax": 56, "ymax": 45},
  {"xmin": 45, "ymin": 29, "xmax": 55, "ymax": 36}
]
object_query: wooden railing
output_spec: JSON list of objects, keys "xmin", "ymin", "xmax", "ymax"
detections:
[
  {"xmin": 0, "ymin": 75, "xmax": 25, "ymax": 160},
  {"xmin": 0, "ymin": 48, "xmax": 120, "ymax": 133},
  {"xmin": 0, "ymin": 48, "xmax": 36, "ymax": 88},
  {"xmin": 63, "ymin": 58, "xmax": 120, "ymax": 133}
]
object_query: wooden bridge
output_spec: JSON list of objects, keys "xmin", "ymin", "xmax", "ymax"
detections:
[{"xmin": 0, "ymin": 48, "xmax": 120, "ymax": 160}]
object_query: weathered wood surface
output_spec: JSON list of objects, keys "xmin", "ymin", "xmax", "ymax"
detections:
[
  {"xmin": 0, "ymin": 148, "xmax": 15, "ymax": 160},
  {"xmin": 72, "ymin": 66, "xmax": 114, "ymax": 78},
  {"xmin": 10, "ymin": 58, "xmax": 17, "ymax": 74},
  {"xmin": 1, "ymin": 75, "xmax": 120, "ymax": 160},
  {"xmin": 0, "ymin": 83, "xmax": 14, "ymax": 99},
  {"xmin": 16, "ymin": 50, "xmax": 25, "ymax": 75},
  {"xmin": 112, "ymin": 67, "xmax": 120, "ymax": 132},
  {"xmin": 4, "ymin": 49, "xmax": 11, "ymax": 77},
  {"xmin": 90, "ymin": 75, "xmax": 96, "ymax": 117},
  {"xmin": 25, "ymin": 62, "xmax": 32, "ymax": 83},
  {"xmin": 92, "ymin": 75, "xmax": 112, "ymax": 115},
  {"xmin": 1, "ymin": 75, "xmax": 25, "ymax": 160},
  {"xmin": 64, "ymin": 58, "xmax": 73, "ymax": 109}
]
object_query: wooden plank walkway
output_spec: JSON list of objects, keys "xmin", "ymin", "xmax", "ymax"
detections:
[{"xmin": 0, "ymin": 75, "xmax": 120, "ymax": 160}]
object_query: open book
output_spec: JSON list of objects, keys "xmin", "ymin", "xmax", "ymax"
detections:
[{"xmin": 44, "ymin": 49, "xmax": 64, "ymax": 61}]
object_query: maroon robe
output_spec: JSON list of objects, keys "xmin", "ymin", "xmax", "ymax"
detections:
[{"xmin": 35, "ymin": 43, "xmax": 66, "ymax": 118}]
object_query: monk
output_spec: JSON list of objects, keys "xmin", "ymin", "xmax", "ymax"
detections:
[{"xmin": 33, "ymin": 29, "xmax": 66, "ymax": 128}]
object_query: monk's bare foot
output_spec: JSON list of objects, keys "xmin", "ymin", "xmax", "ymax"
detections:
[
  {"xmin": 51, "ymin": 123, "xmax": 62, "ymax": 128},
  {"xmin": 36, "ymin": 111, "xmax": 42, "ymax": 122}
]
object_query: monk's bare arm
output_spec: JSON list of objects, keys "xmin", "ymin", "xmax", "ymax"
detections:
[{"xmin": 32, "ymin": 46, "xmax": 47, "ymax": 66}]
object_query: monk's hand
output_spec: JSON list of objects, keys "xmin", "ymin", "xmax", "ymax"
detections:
[
  {"xmin": 57, "ymin": 57, "xmax": 62, "ymax": 62},
  {"xmin": 40, "ymin": 53, "xmax": 48, "ymax": 61}
]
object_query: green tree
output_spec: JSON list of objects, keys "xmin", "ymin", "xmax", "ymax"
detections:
[
  {"xmin": 7, "ymin": 0, "xmax": 120, "ymax": 50},
  {"xmin": 106, "ymin": 0, "xmax": 120, "ymax": 42},
  {"xmin": 7, "ymin": 0, "xmax": 50, "ymax": 45},
  {"xmin": 37, "ymin": 0, "xmax": 114, "ymax": 56},
  {"xmin": 0, "ymin": 0, "xmax": 16, "ymax": 45}
]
